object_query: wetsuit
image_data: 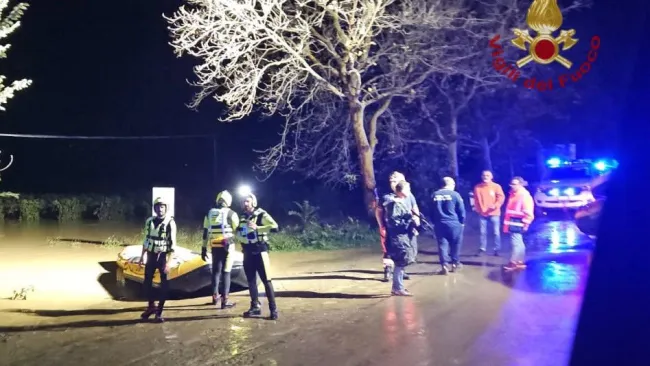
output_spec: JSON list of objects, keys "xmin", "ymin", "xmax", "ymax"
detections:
[
  {"xmin": 202, "ymin": 206, "xmax": 239, "ymax": 308},
  {"xmin": 236, "ymin": 207, "xmax": 279, "ymax": 319},
  {"xmin": 141, "ymin": 215, "xmax": 176, "ymax": 321}
]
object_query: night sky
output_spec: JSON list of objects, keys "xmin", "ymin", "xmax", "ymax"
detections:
[{"xmin": 0, "ymin": 0, "xmax": 643, "ymax": 208}]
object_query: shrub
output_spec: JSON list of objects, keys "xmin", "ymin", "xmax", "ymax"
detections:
[
  {"xmin": 271, "ymin": 217, "xmax": 379, "ymax": 251},
  {"xmin": 94, "ymin": 196, "xmax": 133, "ymax": 221},
  {"xmin": 19, "ymin": 197, "xmax": 43, "ymax": 222},
  {"xmin": 288, "ymin": 200, "xmax": 319, "ymax": 231},
  {"xmin": 52, "ymin": 197, "xmax": 85, "ymax": 222},
  {"xmin": 0, "ymin": 192, "xmax": 19, "ymax": 221}
]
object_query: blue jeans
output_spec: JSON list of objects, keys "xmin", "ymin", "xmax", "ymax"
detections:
[
  {"xmin": 435, "ymin": 223, "xmax": 463, "ymax": 267},
  {"xmin": 479, "ymin": 215, "xmax": 501, "ymax": 251},
  {"xmin": 510, "ymin": 233, "xmax": 525, "ymax": 262},
  {"xmin": 392, "ymin": 265, "xmax": 405, "ymax": 292}
]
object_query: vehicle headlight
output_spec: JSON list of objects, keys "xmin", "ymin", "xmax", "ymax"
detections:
[
  {"xmin": 549, "ymin": 188, "xmax": 560, "ymax": 196},
  {"xmin": 564, "ymin": 188, "xmax": 576, "ymax": 196}
]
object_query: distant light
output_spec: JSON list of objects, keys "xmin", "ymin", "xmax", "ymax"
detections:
[
  {"xmin": 237, "ymin": 185, "xmax": 252, "ymax": 197},
  {"xmin": 549, "ymin": 188, "xmax": 560, "ymax": 196},
  {"xmin": 564, "ymin": 188, "xmax": 576, "ymax": 196},
  {"xmin": 551, "ymin": 180, "xmax": 560, "ymax": 184},
  {"xmin": 594, "ymin": 161, "xmax": 607, "ymax": 171},
  {"xmin": 547, "ymin": 157, "xmax": 561, "ymax": 167}
]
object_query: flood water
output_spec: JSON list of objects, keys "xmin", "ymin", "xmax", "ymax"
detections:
[{"xmin": 0, "ymin": 218, "xmax": 595, "ymax": 366}]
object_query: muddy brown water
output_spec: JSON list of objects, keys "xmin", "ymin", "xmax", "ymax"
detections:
[{"xmin": 0, "ymin": 220, "xmax": 593, "ymax": 366}]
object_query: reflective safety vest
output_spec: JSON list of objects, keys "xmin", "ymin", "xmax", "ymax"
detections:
[
  {"xmin": 144, "ymin": 215, "xmax": 174, "ymax": 253},
  {"xmin": 503, "ymin": 189, "xmax": 535, "ymax": 233},
  {"xmin": 237, "ymin": 208, "xmax": 278, "ymax": 247},
  {"xmin": 204, "ymin": 207, "xmax": 238, "ymax": 247}
]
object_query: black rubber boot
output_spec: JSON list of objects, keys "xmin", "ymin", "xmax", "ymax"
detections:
[
  {"xmin": 269, "ymin": 310, "xmax": 279, "ymax": 320},
  {"xmin": 211, "ymin": 294, "xmax": 218, "ymax": 306},
  {"xmin": 154, "ymin": 302, "xmax": 165, "ymax": 323},
  {"xmin": 382, "ymin": 266, "xmax": 391, "ymax": 282},
  {"xmin": 243, "ymin": 302, "xmax": 262, "ymax": 318},
  {"xmin": 140, "ymin": 303, "xmax": 156, "ymax": 320}
]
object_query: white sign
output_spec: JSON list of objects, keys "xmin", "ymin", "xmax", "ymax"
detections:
[{"xmin": 152, "ymin": 187, "xmax": 175, "ymax": 218}]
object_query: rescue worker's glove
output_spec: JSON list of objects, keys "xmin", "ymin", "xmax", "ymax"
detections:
[{"xmin": 201, "ymin": 247, "xmax": 208, "ymax": 262}]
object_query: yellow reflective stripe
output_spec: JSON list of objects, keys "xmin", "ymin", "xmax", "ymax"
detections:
[{"xmin": 504, "ymin": 221, "xmax": 524, "ymax": 226}]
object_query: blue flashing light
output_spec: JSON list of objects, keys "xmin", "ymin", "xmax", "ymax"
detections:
[
  {"xmin": 547, "ymin": 157, "xmax": 562, "ymax": 167},
  {"xmin": 593, "ymin": 159, "xmax": 619, "ymax": 172}
]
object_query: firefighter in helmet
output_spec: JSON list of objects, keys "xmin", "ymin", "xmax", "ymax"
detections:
[
  {"xmin": 236, "ymin": 191, "xmax": 279, "ymax": 320},
  {"xmin": 139, "ymin": 197, "xmax": 176, "ymax": 322},
  {"xmin": 201, "ymin": 190, "xmax": 240, "ymax": 309}
]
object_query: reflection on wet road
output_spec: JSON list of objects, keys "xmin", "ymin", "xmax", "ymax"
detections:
[{"xmin": 0, "ymin": 219, "xmax": 595, "ymax": 366}]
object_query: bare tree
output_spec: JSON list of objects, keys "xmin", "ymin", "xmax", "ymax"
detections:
[
  {"xmin": 165, "ymin": 0, "xmax": 473, "ymax": 211},
  {"xmin": 0, "ymin": 0, "xmax": 30, "ymax": 111},
  {"xmin": 400, "ymin": 0, "xmax": 585, "ymax": 177}
]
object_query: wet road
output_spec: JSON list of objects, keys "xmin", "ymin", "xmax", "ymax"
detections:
[{"xmin": 0, "ymin": 218, "xmax": 593, "ymax": 366}]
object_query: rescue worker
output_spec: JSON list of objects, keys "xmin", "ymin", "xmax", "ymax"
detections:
[
  {"xmin": 375, "ymin": 171, "xmax": 420, "ymax": 281},
  {"xmin": 383, "ymin": 180, "xmax": 418, "ymax": 296},
  {"xmin": 139, "ymin": 197, "xmax": 176, "ymax": 322},
  {"xmin": 503, "ymin": 176, "xmax": 535, "ymax": 270},
  {"xmin": 236, "ymin": 192, "xmax": 280, "ymax": 320},
  {"xmin": 431, "ymin": 177, "xmax": 466, "ymax": 275},
  {"xmin": 473, "ymin": 170, "xmax": 505, "ymax": 256},
  {"xmin": 201, "ymin": 190, "xmax": 239, "ymax": 309}
]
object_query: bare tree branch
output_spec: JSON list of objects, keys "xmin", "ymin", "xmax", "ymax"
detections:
[{"xmin": 166, "ymin": 0, "xmax": 471, "ymax": 193}]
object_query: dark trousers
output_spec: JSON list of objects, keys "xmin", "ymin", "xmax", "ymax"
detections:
[
  {"xmin": 143, "ymin": 251, "xmax": 169, "ymax": 306},
  {"xmin": 211, "ymin": 247, "xmax": 232, "ymax": 297},
  {"xmin": 243, "ymin": 251, "xmax": 277, "ymax": 311},
  {"xmin": 435, "ymin": 223, "xmax": 463, "ymax": 267}
]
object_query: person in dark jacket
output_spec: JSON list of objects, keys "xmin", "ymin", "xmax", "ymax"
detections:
[
  {"xmin": 383, "ymin": 180, "xmax": 419, "ymax": 296},
  {"xmin": 431, "ymin": 177, "xmax": 466, "ymax": 275}
]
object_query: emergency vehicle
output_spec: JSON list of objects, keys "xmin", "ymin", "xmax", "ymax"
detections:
[{"xmin": 534, "ymin": 157, "xmax": 617, "ymax": 213}]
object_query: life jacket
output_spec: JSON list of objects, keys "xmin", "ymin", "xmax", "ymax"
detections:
[
  {"xmin": 238, "ymin": 208, "xmax": 274, "ymax": 245},
  {"xmin": 503, "ymin": 189, "xmax": 535, "ymax": 233},
  {"xmin": 144, "ymin": 215, "xmax": 174, "ymax": 253},
  {"xmin": 205, "ymin": 207, "xmax": 237, "ymax": 247}
]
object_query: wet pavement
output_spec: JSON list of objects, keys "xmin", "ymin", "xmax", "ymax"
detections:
[{"xmin": 0, "ymin": 217, "xmax": 593, "ymax": 366}]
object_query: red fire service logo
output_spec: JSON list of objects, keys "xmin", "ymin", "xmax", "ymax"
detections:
[{"xmin": 489, "ymin": 0, "xmax": 600, "ymax": 91}]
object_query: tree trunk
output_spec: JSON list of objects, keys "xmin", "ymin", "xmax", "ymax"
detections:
[
  {"xmin": 448, "ymin": 116, "xmax": 459, "ymax": 178},
  {"xmin": 349, "ymin": 104, "xmax": 377, "ymax": 215},
  {"xmin": 448, "ymin": 141, "xmax": 459, "ymax": 178},
  {"xmin": 479, "ymin": 136, "xmax": 493, "ymax": 171},
  {"xmin": 535, "ymin": 144, "xmax": 546, "ymax": 181}
]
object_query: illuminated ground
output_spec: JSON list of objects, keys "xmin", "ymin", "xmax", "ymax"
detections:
[{"xmin": 0, "ymin": 217, "xmax": 592, "ymax": 366}]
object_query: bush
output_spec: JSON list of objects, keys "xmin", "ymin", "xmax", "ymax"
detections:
[
  {"xmin": 0, "ymin": 192, "xmax": 19, "ymax": 221},
  {"xmin": 94, "ymin": 196, "xmax": 133, "ymax": 221},
  {"xmin": 271, "ymin": 217, "xmax": 379, "ymax": 251},
  {"xmin": 52, "ymin": 197, "xmax": 86, "ymax": 222},
  {"xmin": 19, "ymin": 197, "xmax": 43, "ymax": 222}
]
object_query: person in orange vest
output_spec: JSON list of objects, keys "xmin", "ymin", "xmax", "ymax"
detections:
[
  {"xmin": 473, "ymin": 170, "xmax": 505, "ymax": 256},
  {"xmin": 503, "ymin": 176, "xmax": 535, "ymax": 270}
]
